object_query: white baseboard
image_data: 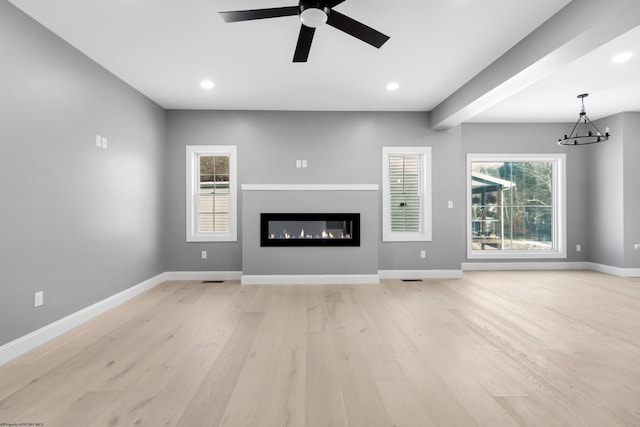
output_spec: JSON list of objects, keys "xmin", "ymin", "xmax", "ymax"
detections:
[
  {"xmin": 241, "ymin": 274, "xmax": 379, "ymax": 285},
  {"xmin": 585, "ymin": 262, "xmax": 640, "ymax": 277},
  {"xmin": 0, "ymin": 272, "xmax": 167, "ymax": 366},
  {"xmin": 461, "ymin": 262, "xmax": 589, "ymax": 271},
  {"xmin": 164, "ymin": 271, "xmax": 242, "ymax": 281},
  {"xmin": 378, "ymin": 269, "xmax": 463, "ymax": 279},
  {"xmin": 4, "ymin": 262, "xmax": 637, "ymax": 366},
  {"xmin": 461, "ymin": 261, "xmax": 640, "ymax": 277}
]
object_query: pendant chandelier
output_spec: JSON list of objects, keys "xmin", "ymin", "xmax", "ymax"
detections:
[{"xmin": 557, "ymin": 93, "xmax": 610, "ymax": 146}]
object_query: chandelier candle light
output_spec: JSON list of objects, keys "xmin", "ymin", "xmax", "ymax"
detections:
[{"xmin": 558, "ymin": 93, "xmax": 610, "ymax": 146}]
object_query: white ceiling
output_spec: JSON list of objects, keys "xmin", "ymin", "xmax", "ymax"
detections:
[{"xmin": 8, "ymin": 0, "xmax": 640, "ymax": 125}]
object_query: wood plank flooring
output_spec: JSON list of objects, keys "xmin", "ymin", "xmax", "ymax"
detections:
[{"xmin": 1, "ymin": 270, "xmax": 640, "ymax": 426}]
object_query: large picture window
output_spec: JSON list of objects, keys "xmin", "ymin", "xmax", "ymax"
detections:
[
  {"xmin": 467, "ymin": 153, "xmax": 566, "ymax": 259},
  {"xmin": 382, "ymin": 147, "xmax": 432, "ymax": 242},
  {"xmin": 186, "ymin": 145, "xmax": 237, "ymax": 242}
]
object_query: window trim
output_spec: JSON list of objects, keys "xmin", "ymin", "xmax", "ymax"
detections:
[
  {"xmin": 466, "ymin": 153, "xmax": 566, "ymax": 259},
  {"xmin": 186, "ymin": 145, "xmax": 237, "ymax": 242},
  {"xmin": 382, "ymin": 146, "xmax": 432, "ymax": 242}
]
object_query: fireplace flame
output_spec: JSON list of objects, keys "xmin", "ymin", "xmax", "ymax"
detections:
[{"xmin": 271, "ymin": 227, "xmax": 351, "ymax": 240}]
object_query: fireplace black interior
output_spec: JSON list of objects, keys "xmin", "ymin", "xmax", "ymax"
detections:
[{"xmin": 261, "ymin": 213, "xmax": 360, "ymax": 247}]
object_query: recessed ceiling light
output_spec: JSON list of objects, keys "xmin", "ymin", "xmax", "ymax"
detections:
[
  {"xmin": 200, "ymin": 80, "xmax": 214, "ymax": 89},
  {"xmin": 611, "ymin": 52, "xmax": 633, "ymax": 63},
  {"xmin": 386, "ymin": 82, "xmax": 399, "ymax": 91}
]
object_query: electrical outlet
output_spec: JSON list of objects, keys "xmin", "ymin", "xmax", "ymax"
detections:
[
  {"xmin": 448, "ymin": 200, "xmax": 453, "ymax": 209},
  {"xmin": 635, "ymin": 243, "xmax": 640, "ymax": 250},
  {"xmin": 420, "ymin": 250, "xmax": 426, "ymax": 259},
  {"xmin": 96, "ymin": 135, "xmax": 102, "ymax": 147},
  {"xmin": 302, "ymin": 160, "xmax": 308, "ymax": 168},
  {"xmin": 34, "ymin": 291, "xmax": 44, "ymax": 307},
  {"xmin": 576, "ymin": 244, "xmax": 582, "ymax": 252},
  {"xmin": 296, "ymin": 160, "xmax": 301, "ymax": 168},
  {"xmin": 201, "ymin": 250, "xmax": 207, "ymax": 259},
  {"xmin": 101, "ymin": 137, "xmax": 108, "ymax": 149}
]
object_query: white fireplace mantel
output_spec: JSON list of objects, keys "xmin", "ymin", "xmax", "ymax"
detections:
[{"xmin": 241, "ymin": 184, "xmax": 379, "ymax": 191}]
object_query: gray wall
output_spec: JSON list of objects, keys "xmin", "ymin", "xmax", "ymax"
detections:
[
  {"xmin": 587, "ymin": 112, "xmax": 640, "ymax": 269},
  {"xmin": 165, "ymin": 114, "xmax": 613, "ymax": 272},
  {"xmin": 163, "ymin": 111, "xmax": 463, "ymax": 272},
  {"xmin": 588, "ymin": 114, "xmax": 625, "ymax": 267},
  {"xmin": 622, "ymin": 113, "xmax": 640, "ymax": 268},
  {"xmin": 0, "ymin": 2, "xmax": 166, "ymax": 346},
  {"xmin": 381, "ymin": 125, "xmax": 463, "ymax": 270},
  {"xmin": 461, "ymin": 122, "xmax": 591, "ymax": 263}
]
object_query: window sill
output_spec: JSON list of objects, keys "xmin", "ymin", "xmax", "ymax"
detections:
[
  {"xmin": 383, "ymin": 233, "xmax": 432, "ymax": 242},
  {"xmin": 187, "ymin": 234, "xmax": 237, "ymax": 243},
  {"xmin": 467, "ymin": 250, "xmax": 566, "ymax": 259}
]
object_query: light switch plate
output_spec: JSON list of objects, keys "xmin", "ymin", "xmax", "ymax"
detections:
[{"xmin": 34, "ymin": 291, "xmax": 44, "ymax": 307}]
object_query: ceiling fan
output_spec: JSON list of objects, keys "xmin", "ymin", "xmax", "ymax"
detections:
[{"xmin": 219, "ymin": 1, "xmax": 390, "ymax": 62}]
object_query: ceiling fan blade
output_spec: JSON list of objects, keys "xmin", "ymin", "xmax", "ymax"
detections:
[
  {"xmin": 219, "ymin": 6, "xmax": 298, "ymax": 23},
  {"xmin": 293, "ymin": 25, "xmax": 315, "ymax": 62},
  {"xmin": 325, "ymin": 0, "xmax": 347, "ymax": 7},
  {"xmin": 326, "ymin": 10, "xmax": 389, "ymax": 48}
]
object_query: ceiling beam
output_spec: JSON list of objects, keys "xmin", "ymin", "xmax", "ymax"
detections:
[{"xmin": 429, "ymin": 0, "xmax": 640, "ymax": 130}]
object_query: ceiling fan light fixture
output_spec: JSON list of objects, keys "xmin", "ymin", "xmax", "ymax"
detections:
[
  {"xmin": 557, "ymin": 93, "xmax": 609, "ymax": 146},
  {"xmin": 299, "ymin": 4, "xmax": 329, "ymax": 28},
  {"xmin": 219, "ymin": 1, "xmax": 390, "ymax": 63}
]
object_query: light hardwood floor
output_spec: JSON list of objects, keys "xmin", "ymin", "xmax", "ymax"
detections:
[{"xmin": 1, "ymin": 270, "xmax": 640, "ymax": 426}]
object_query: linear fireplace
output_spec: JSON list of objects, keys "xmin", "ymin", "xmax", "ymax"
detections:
[{"xmin": 260, "ymin": 213, "xmax": 360, "ymax": 247}]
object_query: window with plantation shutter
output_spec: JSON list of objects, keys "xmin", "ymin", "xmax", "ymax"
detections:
[
  {"xmin": 186, "ymin": 145, "xmax": 237, "ymax": 242},
  {"xmin": 389, "ymin": 155, "xmax": 421, "ymax": 232},
  {"xmin": 382, "ymin": 147, "xmax": 432, "ymax": 242}
]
